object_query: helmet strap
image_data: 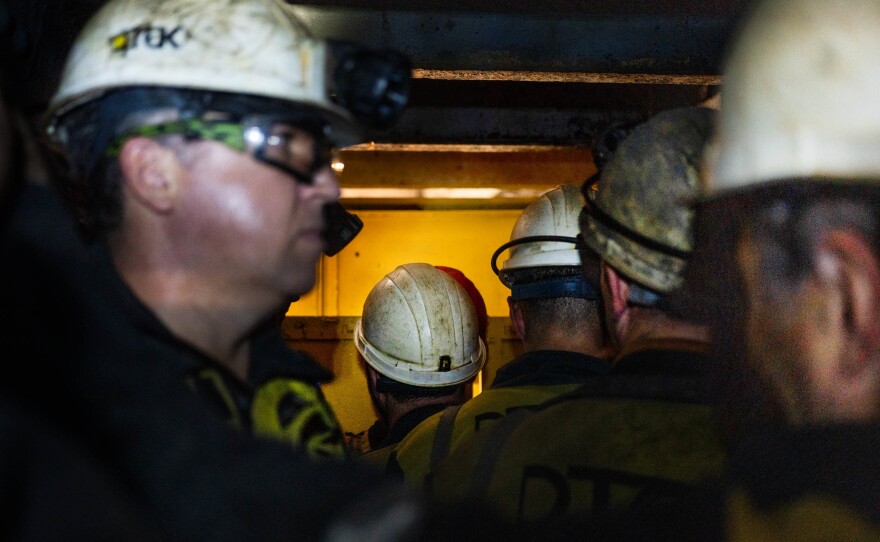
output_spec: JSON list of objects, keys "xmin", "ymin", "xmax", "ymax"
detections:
[{"xmin": 509, "ymin": 275, "xmax": 599, "ymax": 301}]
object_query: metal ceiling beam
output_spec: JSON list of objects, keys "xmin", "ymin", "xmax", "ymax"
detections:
[
  {"xmin": 362, "ymin": 79, "xmax": 714, "ymax": 144},
  {"xmin": 289, "ymin": 4, "xmax": 738, "ymax": 75},
  {"xmin": 289, "ymin": 3, "xmax": 731, "ymax": 144},
  {"xmin": 292, "ymin": 0, "xmax": 748, "ymax": 18},
  {"xmin": 338, "ymin": 145, "xmax": 594, "ymax": 187}
]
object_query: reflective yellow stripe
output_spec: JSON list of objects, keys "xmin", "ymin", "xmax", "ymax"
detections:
[
  {"xmin": 251, "ymin": 379, "xmax": 346, "ymax": 461},
  {"xmin": 189, "ymin": 368, "xmax": 243, "ymax": 428}
]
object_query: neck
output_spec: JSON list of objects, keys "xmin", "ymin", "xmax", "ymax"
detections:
[
  {"xmin": 612, "ymin": 306, "xmax": 709, "ymax": 359},
  {"xmin": 108, "ymin": 237, "xmax": 272, "ymax": 382},
  {"xmin": 382, "ymin": 394, "xmax": 462, "ymax": 429},
  {"xmin": 523, "ymin": 328, "xmax": 606, "ymax": 358}
]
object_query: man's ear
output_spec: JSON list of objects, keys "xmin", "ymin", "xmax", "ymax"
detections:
[
  {"xmin": 601, "ymin": 261, "xmax": 631, "ymax": 320},
  {"xmin": 815, "ymin": 229, "xmax": 880, "ymax": 368},
  {"xmin": 365, "ymin": 363, "xmax": 379, "ymax": 387},
  {"xmin": 117, "ymin": 137, "xmax": 181, "ymax": 214},
  {"xmin": 508, "ymin": 297, "xmax": 526, "ymax": 341}
]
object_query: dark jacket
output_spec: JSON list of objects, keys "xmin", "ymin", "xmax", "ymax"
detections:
[
  {"xmin": 91, "ymin": 245, "xmax": 346, "ymax": 460},
  {"xmin": 425, "ymin": 341, "xmax": 725, "ymax": 524},
  {"xmin": 0, "ymin": 182, "xmax": 396, "ymax": 541},
  {"xmin": 608, "ymin": 423, "xmax": 880, "ymax": 541}
]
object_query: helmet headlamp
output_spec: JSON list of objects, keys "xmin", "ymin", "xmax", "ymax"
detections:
[{"xmin": 329, "ymin": 41, "xmax": 412, "ymax": 130}]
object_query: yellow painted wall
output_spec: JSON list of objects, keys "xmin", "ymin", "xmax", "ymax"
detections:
[
  {"xmin": 289, "ymin": 209, "xmax": 521, "ymax": 317},
  {"xmin": 284, "ymin": 209, "xmax": 526, "ymax": 437}
]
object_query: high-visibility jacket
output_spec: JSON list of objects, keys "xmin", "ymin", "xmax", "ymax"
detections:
[
  {"xmin": 422, "ymin": 340, "xmax": 726, "ymax": 523},
  {"xmin": 387, "ymin": 349, "xmax": 609, "ymax": 487},
  {"xmin": 603, "ymin": 422, "xmax": 880, "ymax": 542}
]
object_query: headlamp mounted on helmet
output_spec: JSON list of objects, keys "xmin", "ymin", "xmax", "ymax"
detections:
[{"xmin": 328, "ymin": 40, "xmax": 412, "ymax": 130}]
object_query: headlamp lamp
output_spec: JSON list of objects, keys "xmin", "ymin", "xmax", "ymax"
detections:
[{"xmin": 328, "ymin": 40, "xmax": 412, "ymax": 130}]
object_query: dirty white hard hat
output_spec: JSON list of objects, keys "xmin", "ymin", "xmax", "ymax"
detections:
[
  {"xmin": 46, "ymin": 0, "xmax": 360, "ymax": 145},
  {"xmin": 354, "ymin": 263, "xmax": 486, "ymax": 387},
  {"xmin": 705, "ymin": 0, "xmax": 880, "ymax": 195}
]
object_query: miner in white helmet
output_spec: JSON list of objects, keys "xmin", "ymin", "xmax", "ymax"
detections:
[
  {"xmin": 44, "ymin": 0, "xmax": 410, "ymax": 461},
  {"xmin": 377, "ymin": 184, "xmax": 609, "ymax": 492},
  {"xmin": 349, "ymin": 263, "xmax": 486, "ymax": 465},
  {"xmin": 0, "ymin": 2, "xmax": 459, "ymax": 539},
  {"xmin": 613, "ymin": 0, "xmax": 880, "ymax": 538}
]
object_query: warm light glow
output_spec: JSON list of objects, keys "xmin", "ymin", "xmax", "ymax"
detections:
[
  {"xmin": 341, "ymin": 188, "xmax": 421, "ymax": 199},
  {"xmin": 342, "ymin": 142, "xmax": 585, "ymax": 153},
  {"xmin": 340, "ymin": 187, "xmax": 552, "ymax": 199},
  {"xmin": 331, "ymin": 160, "xmax": 345, "ymax": 173},
  {"xmin": 421, "ymin": 188, "xmax": 501, "ymax": 199}
]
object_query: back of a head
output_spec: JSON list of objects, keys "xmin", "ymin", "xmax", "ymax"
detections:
[
  {"xmin": 581, "ymin": 106, "xmax": 715, "ymax": 298},
  {"xmin": 491, "ymin": 184, "xmax": 603, "ymax": 348},
  {"xmin": 705, "ymin": 0, "xmax": 880, "ymax": 196},
  {"xmin": 354, "ymin": 263, "xmax": 487, "ymax": 389},
  {"xmin": 685, "ymin": 0, "xmax": 880, "ymax": 442},
  {"xmin": 693, "ymin": 0, "xmax": 880, "ymax": 324}
]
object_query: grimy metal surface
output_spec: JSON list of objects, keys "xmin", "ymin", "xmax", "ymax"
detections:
[
  {"xmin": 18, "ymin": 0, "xmax": 737, "ymax": 144},
  {"xmin": 288, "ymin": 3, "xmax": 733, "ymax": 144},
  {"xmin": 290, "ymin": 5, "xmax": 736, "ymax": 74}
]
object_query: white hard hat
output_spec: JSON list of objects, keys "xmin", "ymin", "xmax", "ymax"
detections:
[
  {"xmin": 705, "ymin": 0, "xmax": 880, "ymax": 195},
  {"xmin": 354, "ymin": 263, "xmax": 486, "ymax": 388},
  {"xmin": 492, "ymin": 184, "xmax": 599, "ymax": 300},
  {"xmin": 46, "ymin": 0, "xmax": 359, "ymax": 145},
  {"xmin": 495, "ymin": 184, "xmax": 584, "ymax": 272}
]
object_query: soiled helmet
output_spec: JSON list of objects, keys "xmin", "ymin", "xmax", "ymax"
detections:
[
  {"xmin": 581, "ymin": 106, "xmax": 714, "ymax": 293},
  {"xmin": 354, "ymin": 263, "xmax": 486, "ymax": 387},
  {"xmin": 435, "ymin": 265, "xmax": 488, "ymax": 347},
  {"xmin": 705, "ymin": 0, "xmax": 880, "ymax": 194}
]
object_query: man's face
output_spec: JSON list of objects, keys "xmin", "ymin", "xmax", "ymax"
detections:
[
  {"xmin": 733, "ymin": 231, "xmax": 820, "ymax": 423},
  {"xmin": 684, "ymin": 204, "xmax": 786, "ymax": 432},
  {"xmin": 173, "ymin": 124, "xmax": 339, "ymax": 300},
  {"xmin": 687, "ymin": 202, "xmax": 846, "ymax": 428}
]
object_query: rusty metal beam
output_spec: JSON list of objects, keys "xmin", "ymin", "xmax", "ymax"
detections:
[
  {"xmin": 337, "ymin": 145, "xmax": 594, "ymax": 188},
  {"xmin": 413, "ymin": 69, "xmax": 721, "ymax": 86}
]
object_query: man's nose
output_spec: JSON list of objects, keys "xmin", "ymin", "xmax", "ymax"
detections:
[{"xmin": 308, "ymin": 166, "xmax": 341, "ymax": 202}]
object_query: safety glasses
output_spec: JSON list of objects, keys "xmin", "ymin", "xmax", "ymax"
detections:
[{"xmin": 106, "ymin": 116, "xmax": 337, "ymax": 185}]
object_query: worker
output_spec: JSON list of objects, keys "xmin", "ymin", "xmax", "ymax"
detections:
[
  {"xmin": 614, "ymin": 1, "xmax": 880, "ymax": 538},
  {"xmin": 43, "ymin": 0, "xmax": 410, "ymax": 461},
  {"xmin": 387, "ymin": 184, "xmax": 610, "ymax": 491},
  {"xmin": 349, "ymin": 263, "xmax": 486, "ymax": 467},
  {"xmin": 344, "ymin": 264, "xmax": 488, "ymax": 457}
]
